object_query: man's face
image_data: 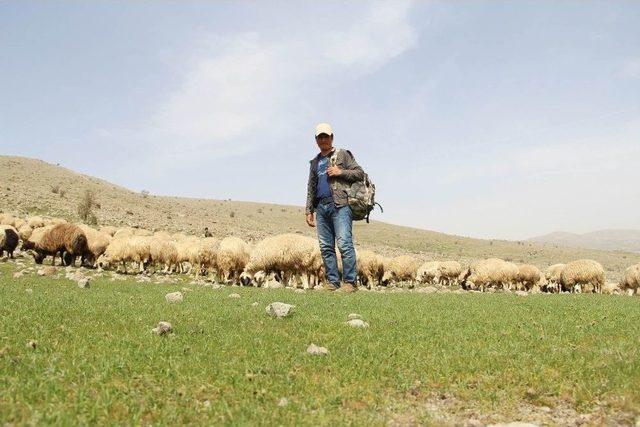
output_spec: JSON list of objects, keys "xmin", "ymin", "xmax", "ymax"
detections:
[{"xmin": 315, "ymin": 133, "xmax": 333, "ymax": 151}]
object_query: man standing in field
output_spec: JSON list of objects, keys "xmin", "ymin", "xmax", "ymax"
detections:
[{"xmin": 306, "ymin": 123, "xmax": 364, "ymax": 292}]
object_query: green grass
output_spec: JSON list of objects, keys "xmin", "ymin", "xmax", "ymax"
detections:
[{"xmin": 1, "ymin": 262, "xmax": 639, "ymax": 425}]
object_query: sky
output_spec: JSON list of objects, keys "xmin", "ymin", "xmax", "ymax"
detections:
[{"xmin": 1, "ymin": 1, "xmax": 639, "ymax": 240}]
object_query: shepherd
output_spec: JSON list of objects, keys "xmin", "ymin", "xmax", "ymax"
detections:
[{"xmin": 305, "ymin": 123, "xmax": 364, "ymax": 292}]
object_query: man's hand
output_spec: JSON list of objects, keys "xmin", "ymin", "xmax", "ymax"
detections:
[
  {"xmin": 306, "ymin": 213, "xmax": 316, "ymax": 227},
  {"xmin": 327, "ymin": 166, "xmax": 342, "ymax": 177}
]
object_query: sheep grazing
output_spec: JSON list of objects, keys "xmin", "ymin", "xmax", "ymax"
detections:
[
  {"xmin": 244, "ymin": 234, "xmax": 322, "ymax": 289},
  {"xmin": 602, "ymin": 282, "xmax": 621, "ymax": 295},
  {"xmin": 18, "ymin": 225, "xmax": 33, "ymax": 241},
  {"xmin": 99, "ymin": 225, "xmax": 118, "ymax": 237},
  {"xmin": 0, "ymin": 226, "xmax": 19, "ymax": 258},
  {"xmin": 217, "ymin": 237, "xmax": 250, "ymax": 284},
  {"xmin": 22, "ymin": 223, "xmax": 88, "ymax": 266},
  {"xmin": 356, "ymin": 249, "xmax": 385, "ymax": 288},
  {"xmin": 187, "ymin": 237, "xmax": 219, "ymax": 278},
  {"xmin": 559, "ymin": 259, "xmax": 605, "ymax": 293},
  {"xmin": 544, "ymin": 263, "xmax": 565, "ymax": 293},
  {"xmin": 149, "ymin": 237, "xmax": 178, "ymax": 274},
  {"xmin": 438, "ymin": 261, "xmax": 463, "ymax": 285},
  {"xmin": 98, "ymin": 236, "xmax": 152, "ymax": 274},
  {"xmin": 619, "ymin": 264, "xmax": 640, "ymax": 295},
  {"xmin": 516, "ymin": 264, "xmax": 542, "ymax": 291},
  {"xmin": 77, "ymin": 224, "xmax": 112, "ymax": 267},
  {"xmin": 382, "ymin": 255, "xmax": 421, "ymax": 287},
  {"xmin": 416, "ymin": 261, "xmax": 440, "ymax": 285},
  {"xmin": 459, "ymin": 258, "xmax": 516, "ymax": 291},
  {"xmin": 27, "ymin": 216, "xmax": 45, "ymax": 229},
  {"xmin": 173, "ymin": 236, "xmax": 199, "ymax": 274}
]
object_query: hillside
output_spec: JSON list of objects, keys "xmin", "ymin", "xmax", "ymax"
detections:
[
  {"xmin": 528, "ymin": 230, "xmax": 640, "ymax": 253},
  {"xmin": 2, "ymin": 155, "xmax": 639, "ymax": 279}
]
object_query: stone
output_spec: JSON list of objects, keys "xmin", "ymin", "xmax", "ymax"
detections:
[
  {"xmin": 37, "ymin": 266, "xmax": 57, "ymax": 276},
  {"xmin": 165, "ymin": 291, "xmax": 183, "ymax": 303},
  {"xmin": 152, "ymin": 321, "xmax": 173, "ymax": 335},
  {"xmin": 266, "ymin": 302, "xmax": 294, "ymax": 318},
  {"xmin": 277, "ymin": 397, "xmax": 289, "ymax": 407},
  {"xmin": 77, "ymin": 278, "xmax": 90, "ymax": 289},
  {"xmin": 347, "ymin": 313, "xmax": 362, "ymax": 320},
  {"xmin": 228, "ymin": 293, "xmax": 241, "ymax": 299},
  {"xmin": 346, "ymin": 319, "xmax": 369, "ymax": 328},
  {"xmin": 264, "ymin": 279, "xmax": 283, "ymax": 289},
  {"xmin": 26, "ymin": 340, "xmax": 37, "ymax": 349},
  {"xmin": 306, "ymin": 343, "xmax": 329, "ymax": 355}
]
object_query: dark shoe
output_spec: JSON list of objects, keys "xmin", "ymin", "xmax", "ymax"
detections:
[
  {"xmin": 338, "ymin": 282, "xmax": 357, "ymax": 293},
  {"xmin": 323, "ymin": 282, "xmax": 338, "ymax": 291}
]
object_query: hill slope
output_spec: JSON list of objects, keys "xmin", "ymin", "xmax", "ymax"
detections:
[
  {"xmin": 1, "ymin": 155, "xmax": 639, "ymax": 279},
  {"xmin": 528, "ymin": 230, "xmax": 640, "ymax": 253}
]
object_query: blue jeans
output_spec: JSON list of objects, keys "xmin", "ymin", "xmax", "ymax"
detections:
[{"xmin": 316, "ymin": 201, "xmax": 357, "ymax": 286}]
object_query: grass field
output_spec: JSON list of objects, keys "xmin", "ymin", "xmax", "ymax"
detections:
[{"xmin": 1, "ymin": 261, "xmax": 639, "ymax": 426}]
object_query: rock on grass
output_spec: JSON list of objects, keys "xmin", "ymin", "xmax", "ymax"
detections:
[
  {"xmin": 165, "ymin": 291, "xmax": 183, "ymax": 303},
  {"xmin": 151, "ymin": 321, "xmax": 173, "ymax": 335},
  {"xmin": 306, "ymin": 344, "xmax": 329, "ymax": 355},
  {"xmin": 77, "ymin": 278, "xmax": 90, "ymax": 289},
  {"xmin": 266, "ymin": 302, "xmax": 294, "ymax": 318},
  {"xmin": 229, "ymin": 293, "xmax": 241, "ymax": 299},
  {"xmin": 346, "ymin": 319, "xmax": 369, "ymax": 328}
]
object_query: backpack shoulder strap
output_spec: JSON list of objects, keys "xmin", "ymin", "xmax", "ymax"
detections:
[{"xmin": 330, "ymin": 147, "xmax": 341, "ymax": 166}]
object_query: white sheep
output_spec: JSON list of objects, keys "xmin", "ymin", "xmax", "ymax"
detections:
[
  {"xmin": 416, "ymin": 261, "xmax": 441, "ymax": 285},
  {"xmin": 381, "ymin": 255, "xmax": 421, "ymax": 287},
  {"xmin": 619, "ymin": 264, "xmax": 640, "ymax": 295},
  {"xmin": 356, "ymin": 249, "xmax": 385, "ymax": 288},
  {"xmin": 77, "ymin": 224, "xmax": 112, "ymax": 267},
  {"xmin": 516, "ymin": 264, "xmax": 542, "ymax": 291},
  {"xmin": 459, "ymin": 258, "xmax": 515, "ymax": 291},
  {"xmin": 544, "ymin": 263, "xmax": 565, "ymax": 293},
  {"xmin": 437, "ymin": 260, "xmax": 463, "ymax": 285},
  {"xmin": 559, "ymin": 259, "xmax": 605, "ymax": 293},
  {"xmin": 217, "ymin": 237, "xmax": 250, "ymax": 284},
  {"xmin": 244, "ymin": 234, "xmax": 322, "ymax": 289},
  {"xmin": 149, "ymin": 237, "xmax": 179, "ymax": 274},
  {"xmin": 98, "ymin": 236, "xmax": 151, "ymax": 274}
]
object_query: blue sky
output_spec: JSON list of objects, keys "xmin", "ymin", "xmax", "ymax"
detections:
[{"xmin": 1, "ymin": 1, "xmax": 639, "ymax": 240}]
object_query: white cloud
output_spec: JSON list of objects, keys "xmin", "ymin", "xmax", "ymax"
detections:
[
  {"xmin": 112, "ymin": 2, "xmax": 418, "ymax": 166},
  {"xmin": 323, "ymin": 1, "xmax": 418, "ymax": 69}
]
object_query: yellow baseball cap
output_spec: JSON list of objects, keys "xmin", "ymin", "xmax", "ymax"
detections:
[{"xmin": 315, "ymin": 122, "xmax": 333, "ymax": 137}]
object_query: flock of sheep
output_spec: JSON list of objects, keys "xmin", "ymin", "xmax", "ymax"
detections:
[{"xmin": 1, "ymin": 212, "xmax": 639, "ymax": 295}]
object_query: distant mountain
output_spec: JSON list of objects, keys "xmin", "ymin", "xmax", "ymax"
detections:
[{"xmin": 528, "ymin": 229, "xmax": 640, "ymax": 253}]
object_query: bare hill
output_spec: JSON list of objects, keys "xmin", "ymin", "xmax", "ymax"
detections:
[
  {"xmin": 528, "ymin": 230, "xmax": 640, "ymax": 253},
  {"xmin": 2, "ymin": 155, "xmax": 639, "ymax": 279}
]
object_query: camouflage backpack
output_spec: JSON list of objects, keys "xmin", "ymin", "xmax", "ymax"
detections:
[{"xmin": 331, "ymin": 148, "xmax": 383, "ymax": 223}]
